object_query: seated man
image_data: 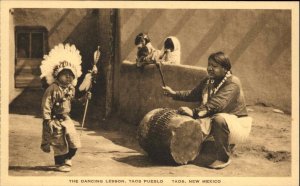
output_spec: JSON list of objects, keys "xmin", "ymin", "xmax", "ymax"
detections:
[{"xmin": 162, "ymin": 51, "xmax": 252, "ymax": 169}]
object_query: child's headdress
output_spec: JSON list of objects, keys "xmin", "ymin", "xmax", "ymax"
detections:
[{"xmin": 40, "ymin": 43, "xmax": 82, "ymax": 86}]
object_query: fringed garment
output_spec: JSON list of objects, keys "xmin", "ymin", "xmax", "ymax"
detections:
[{"xmin": 41, "ymin": 82, "xmax": 81, "ymax": 156}]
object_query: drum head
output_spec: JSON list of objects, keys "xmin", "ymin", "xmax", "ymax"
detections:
[{"xmin": 170, "ymin": 120, "xmax": 203, "ymax": 165}]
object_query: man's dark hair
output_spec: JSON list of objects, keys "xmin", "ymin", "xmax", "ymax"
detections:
[{"xmin": 208, "ymin": 51, "xmax": 232, "ymax": 71}]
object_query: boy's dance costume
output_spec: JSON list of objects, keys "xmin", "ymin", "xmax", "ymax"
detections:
[{"xmin": 40, "ymin": 43, "xmax": 82, "ymax": 166}]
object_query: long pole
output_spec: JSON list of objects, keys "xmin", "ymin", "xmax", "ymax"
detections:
[
  {"xmin": 156, "ymin": 50, "xmax": 168, "ymax": 87},
  {"xmin": 80, "ymin": 95, "xmax": 89, "ymax": 135},
  {"xmin": 80, "ymin": 45, "xmax": 100, "ymax": 134}
]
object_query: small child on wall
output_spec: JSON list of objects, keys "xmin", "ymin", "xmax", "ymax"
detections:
[
  {"xmin": 134, "ymin": 33, "xmax": 160, "ymax": 68},
  {"xmin": 40, "ymin": 43, "xmax": 91, "ymax": 172},
  {"xmin": 159, "ymin": 36, "xmax": 181, "ymax": 64}
]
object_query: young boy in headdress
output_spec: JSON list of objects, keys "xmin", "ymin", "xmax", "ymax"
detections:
[{"xmin": 40, "ymin": 43, "xmax": 90, "ymax": 172}]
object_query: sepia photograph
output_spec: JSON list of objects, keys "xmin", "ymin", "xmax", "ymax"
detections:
[{"xmin": 1, "ymin": 1, "xmax": 299, "ymax": 186}]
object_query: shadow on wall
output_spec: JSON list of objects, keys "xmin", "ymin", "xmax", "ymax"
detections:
[
  {"xmin": 118, "ymin": 61, "xmax": 207, "ymax": 125},
  {"xmin": 63, "ymin": 9, "xmax": 107, "ymax": 121},
  {"xmin": 64, "ymin": 9, "xmax": 100, "ymax": 75},
  {"xmin": 35, "ymin": 9, "xmax": 104, "ymax": 99},
  {"xmin": 62, "ymin": 9, "xmax": 103, "ymax": 94},
  {"xmin": 119, "ymin": 9, "xmax": 291, "ymax": 114}
]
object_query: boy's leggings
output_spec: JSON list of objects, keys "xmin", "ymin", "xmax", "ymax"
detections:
[{"xmin": 54, "ymin": 148, "xmax": 77, "ymax": 165}]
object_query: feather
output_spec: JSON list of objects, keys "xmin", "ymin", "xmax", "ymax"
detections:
[
  {"xmin": 93, "ymin": 46, "xmax": 101, "ymax": 65},
  {"xmin": 79, "ymin": 73, "xmax": 92, "ymax": 92}
]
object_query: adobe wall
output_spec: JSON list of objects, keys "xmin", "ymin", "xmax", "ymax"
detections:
[
  {"xmin": 118, "ymin": 61, "xmax": 207, "ymax": 125},
  {"xmin": 118, "ymin": 9, "xmax": 291, "ymax": 114}
]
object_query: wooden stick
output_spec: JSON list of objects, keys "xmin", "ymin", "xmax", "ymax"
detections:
[
  {"xmin": 156, "ymin": 62, "xmax": 166, "ymax": 87},
  {"xmin": 80, "ymin": 45, "xmax": 100, "ymax": 135},
  {"xmin": 80, "ymin": 93, "xmax": 89, "ymax": 135}
]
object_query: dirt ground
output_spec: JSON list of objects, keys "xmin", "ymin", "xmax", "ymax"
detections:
[{"xmin": 7, "ymin": 88, "xmax": 292, "ymax": 177}]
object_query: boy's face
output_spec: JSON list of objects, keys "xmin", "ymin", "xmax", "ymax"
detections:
[
  {"xmin": 57, "ymin": 69, "xmax": 75, "ymax": 86},
  {"xmin": 207, "ymin": 59, "xmax": 227, "ymax": 80}
]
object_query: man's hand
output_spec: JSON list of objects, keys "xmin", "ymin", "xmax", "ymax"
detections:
[
  {"xmin": 178, "ymin": 107, "xmax": 193, "ymax": 117},
  {"xmin": 162, "ymin": 86, "xmax": 176, "ymax": 97}
]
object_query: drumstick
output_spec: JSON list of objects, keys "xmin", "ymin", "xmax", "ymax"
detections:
[
  {"xmin": 155, "ymin": 50, "xmax": 168, "ymax": 87},
  {"xmin": 156, "ymin": 62, "xmax": 166, "ymax": 87}
]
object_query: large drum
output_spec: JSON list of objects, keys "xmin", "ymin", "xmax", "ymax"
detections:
[{"xmin": 137, "ymin": 108, "xmax": 204, "ymax": 165}]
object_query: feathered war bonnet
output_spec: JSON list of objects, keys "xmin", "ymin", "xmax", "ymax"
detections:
[{"xmin": 40, "ymin": 43, "xmax": 82, "ymax": 86}]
